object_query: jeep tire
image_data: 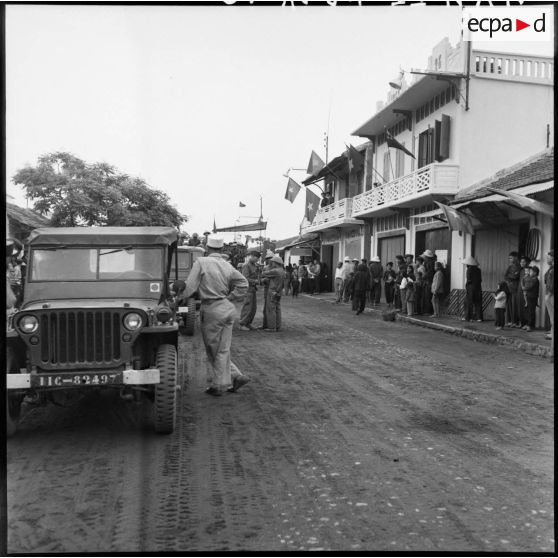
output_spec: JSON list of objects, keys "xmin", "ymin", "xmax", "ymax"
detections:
[
  {"xmin": 6, "ymin": 347, "xmax": 23, "ymax": 437},
  {"xmin": 154, "ymin": 344, "xmax": 178, "ymax": 434},
  {"xmin": 184, "ymin": 298, "xmax": 196, "ymax": 336}
]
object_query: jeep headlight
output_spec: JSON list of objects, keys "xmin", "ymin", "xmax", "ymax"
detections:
[
  {"xmin": 123, "ymin": 312, "xmax": 143, "ymax": 331},
  {"xmin": 19, "ymin": 315, "xmax": 39, "ymax": 334}
]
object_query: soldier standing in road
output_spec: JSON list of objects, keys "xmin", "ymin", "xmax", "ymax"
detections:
[
  {"xmin": 261, "ymin": 250, "xmax": 274, "ymax": 329},
  {"xmin": 184, "ymin": 235, "xmax": 251, "ymax": 396},
  {"xmin": 262, "ymin": 256, "xmax": 286, "ymax": 332},
  {"xmin": 239, "ymin": 248, "xmax": 261, "ymax": 331}
]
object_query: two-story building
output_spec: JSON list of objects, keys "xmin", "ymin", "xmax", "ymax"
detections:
[{"xmin": 300, "ymin": 37, "xmax": 553, "ymax": 312}]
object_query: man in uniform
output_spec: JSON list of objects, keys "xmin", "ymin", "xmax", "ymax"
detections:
[
  {"xmin": 262, "ymin": 255, "xmax": 286, "ymax": 332},
  {"xmin": 184, "ymin": 235, "xmax": 250, "ymax": 396},
  {"xmin": 239, "ymin": 248, "xmax": 261, "ymax": 331},
  {"xmin": 261, "ymin": 249, "xmax": 274, "ymax": 329}
]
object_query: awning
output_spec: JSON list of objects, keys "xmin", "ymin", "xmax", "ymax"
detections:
[
  {"xmin": 276, "ymin": 234, "xmax": 319, "ymax": 251},
  {"xmin": 453, "ymin": 180, "xmax": 554, "ymax": 208}
]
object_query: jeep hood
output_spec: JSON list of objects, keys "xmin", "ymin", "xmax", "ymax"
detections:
[
  {"xmin": 23, "ymin": 281, "xmax": 165, "ymax": 307},
  {"xmin": 21, "ymin": 298, "xmax": 162, "ymax": 312}
]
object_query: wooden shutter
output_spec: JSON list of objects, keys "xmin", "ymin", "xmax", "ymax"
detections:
[
  {"xmin": 439, "ymin": 114, "xmax": 451, "ymax": 160},
  {"xmin": 435, "ymin": 123, "xmax": 442, "ymax": 161}
]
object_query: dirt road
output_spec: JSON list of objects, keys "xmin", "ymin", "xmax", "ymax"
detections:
[{"xmin": 6, "ymin": 293, "xmax": 554, "ymax": 553}]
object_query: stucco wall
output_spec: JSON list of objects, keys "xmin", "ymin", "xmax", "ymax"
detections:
[{"xmin": 458, "ymin": 77, "xmax": 553, "ymax": 189}]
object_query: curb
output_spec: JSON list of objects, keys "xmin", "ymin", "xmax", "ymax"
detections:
[
  {"xmin": 304, "ymin": 294, "xmax": 553, "ymax": 359},
  {"xmin": 395, "ymin": 313, "xmax": 552, "ymax": 359}
]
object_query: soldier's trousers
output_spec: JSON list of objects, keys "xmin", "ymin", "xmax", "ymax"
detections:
[
  {"xmin": 200, "ymin": 298, "xmax": 241, "ymax": 390},
  {"xmin": 239, "ymin": 288, "xmax": 257, "ymax": 326}
]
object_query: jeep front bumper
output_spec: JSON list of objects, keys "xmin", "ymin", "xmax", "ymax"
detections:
[{"xmin": 6, "ymin": 369, "xmax": 160, "ymax": 390}]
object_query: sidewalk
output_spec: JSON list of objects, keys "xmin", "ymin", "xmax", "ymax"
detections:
[{"xmin": 302, "ymin": 292, "xmax": 553, "ymax": 359}]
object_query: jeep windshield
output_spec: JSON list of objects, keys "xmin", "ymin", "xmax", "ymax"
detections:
[{"xmin": 30, "ymin": 247, "xmax": 163, "ymax": 281}]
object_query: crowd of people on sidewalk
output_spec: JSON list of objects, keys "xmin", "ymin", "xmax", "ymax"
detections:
[
  {"xmin": 329, "ymin": 250, "xmax": 445, "ymax": 318},
  {"xmin": 320, "ymin": 248, "xmax": 554, "ymax": 343}
]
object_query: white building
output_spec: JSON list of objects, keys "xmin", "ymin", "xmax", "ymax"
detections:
[{"xmin": 301, "ymin": 38, "xmax": 553, "ymax": 315}]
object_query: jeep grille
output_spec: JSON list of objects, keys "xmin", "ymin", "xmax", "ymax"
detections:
[{"xmin": 39, "ymin": 310, "xmax": 122, "ymax": 366}]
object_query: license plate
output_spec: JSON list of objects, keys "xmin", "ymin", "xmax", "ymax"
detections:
[
  {"xmin": 178, "ymin": 306, "xmax": 189, "ymax": 313},
  {"xmin": 32, "ymin": 372, "xmax": 122, "ymax": 388}
]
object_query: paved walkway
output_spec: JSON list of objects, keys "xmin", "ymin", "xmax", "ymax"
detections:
[{"xmin": 301, "ymin": 292, "xmax": 553, "ymax": 359}]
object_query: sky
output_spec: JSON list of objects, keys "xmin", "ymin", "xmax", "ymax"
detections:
[{"xmin": 5, "ymin": 3, "xmax": 554, "ymax": 243}]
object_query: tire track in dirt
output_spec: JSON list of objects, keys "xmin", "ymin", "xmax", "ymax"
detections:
[{"xmin": 7, "ymin": 294, "xmax": 554, "ymax": 553}]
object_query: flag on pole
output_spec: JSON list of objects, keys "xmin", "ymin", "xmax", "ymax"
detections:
[
  {"xmin": 307, "ymin": 150, "xmax": 325, "ymax": 175},
  {"xmin": 284, "ymin": 177, "xmax": 302, "ymax": 203},
  {"xmin": 386, "ymin": 131, "xmax": 415, "ymax": 159},
  {"xmin": 305, "ymin": 188, "xmax": 321, "ymax": 223},
  {"xmin": 485, "ymin": 187, "xmax": 554, "ymax": 217},
  {"xmin": 434, "ymin": 201, "xmax": 475, "ymax": 235},
  {"xmin": 346, "ymin": 144, "xmax": 365, "ymax": 174},
  {"xmin": 239, "ymin": 201, "xmax": 246, "ymax": 207}
]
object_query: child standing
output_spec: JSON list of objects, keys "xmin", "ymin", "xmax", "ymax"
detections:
[
  {"xmin": 383, "ymin": 262, "xmax": 396, "ymax": 309},
  {"xmin": 521, "ymin": 265, "xmax": 540, "ymax": 331},
  {"xmin": 494, "ymin": 281, "xmax": 508, "ymax": 330}
]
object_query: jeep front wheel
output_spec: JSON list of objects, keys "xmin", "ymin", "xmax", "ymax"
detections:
[
  {"xmin": 154, "ymin": 344, "xmax": 177, "ymax": 434},
  {"xmin": 184, "ymin": 298, "xmax": 196, "ymax": 336},
  {"xmin": 6, "ymin": 348, "xmax": 23, "ymax": 437}
]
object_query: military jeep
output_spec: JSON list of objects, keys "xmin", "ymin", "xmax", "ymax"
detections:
[{"xmin": 6, "ymin": 227, "xmax": 181, "ymax": 436}]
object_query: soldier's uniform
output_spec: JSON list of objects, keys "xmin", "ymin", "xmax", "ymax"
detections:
[
  {"xmin": 239, "ymin": 250, "xmax": 260, "ymax": 330},
  {"xmin": 184, "ymin": 236, "xmax": 249, "ymax": 395},
  {"xmin": 262, "ymin": 256, "xmax": 286, "ymax": 331}
]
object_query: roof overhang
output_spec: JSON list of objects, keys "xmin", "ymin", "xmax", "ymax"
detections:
[
  {"xmin": 276, "ymin": 234, "xmax": 319, "ymax": 251},
  {"xmin": 352, "ymin": 73, "xmax": 460, "ymax": 139},
  {"xmin": 453, "ymin": 180, "xmax": 554, "ymax": 207}
]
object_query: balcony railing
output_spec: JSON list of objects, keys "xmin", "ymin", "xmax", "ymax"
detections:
[
  {"xmin": 302, "ymin": 197, "xmax": 362, "ymax": 233},
  {"xmin": 352, "ymin": 163, "xmax": 459, "ymax": 217},
  {"xmin": 472, "ymin": 50, "xmax": 553, "ymax": 84}
]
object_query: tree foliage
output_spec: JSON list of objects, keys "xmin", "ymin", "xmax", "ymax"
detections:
[{"xmin": 12, "ymin": 152, "xmax": 186, "ymax": 228}]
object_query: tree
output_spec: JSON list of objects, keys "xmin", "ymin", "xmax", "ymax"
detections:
[{"xmin": 12, "ymin": 152, "xmax": 186, "ymax": 228}]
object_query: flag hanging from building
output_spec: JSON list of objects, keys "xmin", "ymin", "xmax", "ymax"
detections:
[
  {"xmin": 305, "ymin": 188, "xmax": 321, "ymax": 223},
  {"xmin": 285, "ymin": 177, "xmax": 302, "ymax": 203},
  {"xmin": 239, "ymin": 201, "xmax": 246, "ymax": 208},
  {"xmin": 307, "ymin": 150, "xmax": 325, "ymax": 175},
  {"xmin": 485, "ymin": 187, "xmax": 554, "ymax": 218},
  {"xmin": 386, "ymin": 131, "xmax": 415, "ymax": 159},
  {"xmin": 434, "ymin": 201, "xmax": 475, "ymax": 236},
  {"xmin": 346, "ymin": 144, "xmax": 365, "ymax": 174}
]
